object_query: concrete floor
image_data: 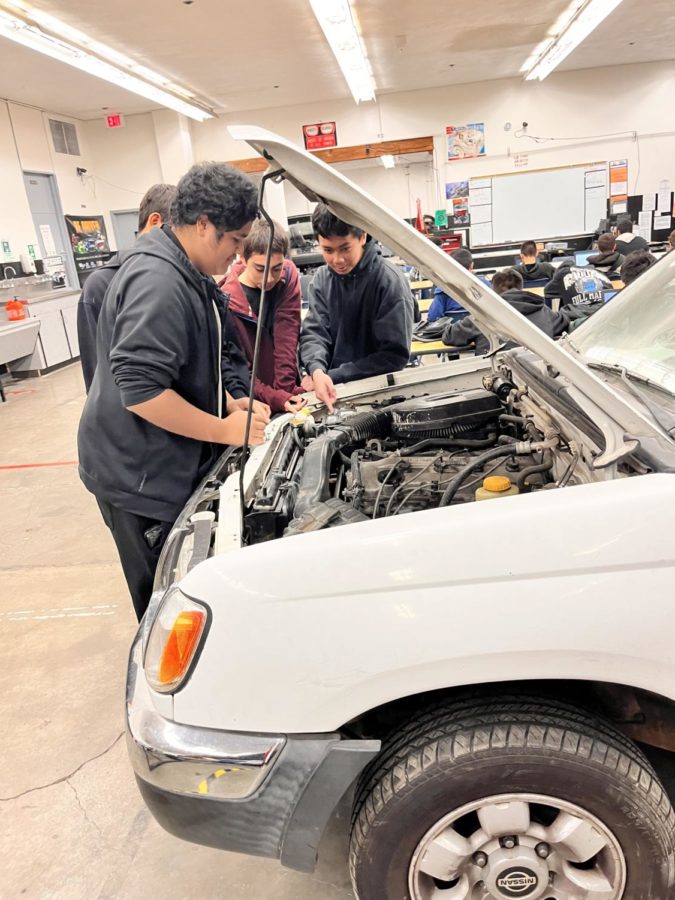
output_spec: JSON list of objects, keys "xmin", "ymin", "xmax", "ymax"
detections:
[{"xmin": 1, "ymin": 363, "xmax": 354, "ymax": 900}]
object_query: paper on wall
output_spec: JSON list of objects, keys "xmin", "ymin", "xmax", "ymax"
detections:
[
  {"xmin": 657, "ymin": 180, "xmax": 671, "ymax": 211},
  {"xmin": 636, "ymin": 226, "xmax": 651, "ymax": 242},
  {"xmin": 469, "ymin": 186, "xmax": 491, "ymax": 206},
  {"xmin": 654, "ymin": 214, "xmax": 672, "ymax": 231},
  {"xmin": 585, "ymin": 168, "xmax": 607, "ymax": 188},
  {"xmin": 611, "ymin": 181, "xmax": 627, "ymax": 196},
  {"xmin": 470, "ymin": 222, "xmax": 493, "ymax": 246},
  {"xmin": 470, "ymin": 178, "xmax": 491, "ymax": 189},
  {"xmin": 469, "ymin": 204, "xmax": 492, "ymax": 225},
  {"xmin": 612, "ymin": 201, "xmax": 627, "ymax": 214},
  {"xmin": 643, "ymin": 193, "xmax": 656, "ymax": 212},
  {"xmin": 638, "ymin": 210, "xmax": 653, "ymax": 229},
  {"xmin": 40, "ymin": 224, "xmax": 56, "ymax": 255}
]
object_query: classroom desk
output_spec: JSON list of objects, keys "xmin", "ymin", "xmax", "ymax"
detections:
[
  {"xmin": 410, "ymin": 339, "xmax": 451, "ymax": 355},
  {"xmin": 418, "ymin": 297, "xmax": 432, "ymax": 313},
  {"xmin": 410, "ymin": 280, "xmax": 433, "ymax": 290}
]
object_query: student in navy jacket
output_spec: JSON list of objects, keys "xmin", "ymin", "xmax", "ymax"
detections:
[{"xmin": 427, "ymin": 248, "xmax": 487, "ymax": 321}]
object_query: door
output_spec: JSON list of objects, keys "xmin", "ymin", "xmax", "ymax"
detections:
[
  {"xmin": 111, "ymin": 210, "xmax": 139, "ymax": 251},
  {"xmin": 23, "ymin": 172, "xmax": 78, "ymax": 289}
]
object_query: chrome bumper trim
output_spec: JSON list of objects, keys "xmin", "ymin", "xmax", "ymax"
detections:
[{"xmin": 126, "ymin": 633, "xmax": 285, "ymax": 800}]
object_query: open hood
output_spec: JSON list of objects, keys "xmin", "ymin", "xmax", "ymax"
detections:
[{"xmin": 228, "ymin": 125, "xmax": 669, "ymax": 465}]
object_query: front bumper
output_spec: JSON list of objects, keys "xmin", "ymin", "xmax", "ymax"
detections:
[{"xmin": 125, "ymin": 633, "xmax": 380, "ymax": 871}]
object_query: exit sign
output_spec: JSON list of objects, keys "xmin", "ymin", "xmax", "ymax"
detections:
[{"xmin": 105, "ymin": 114, "xmax": 124, "ymax": 129}]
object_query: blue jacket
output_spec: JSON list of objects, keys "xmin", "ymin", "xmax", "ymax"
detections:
[{"xmin": 427, "ymin": 275, "xmax": 489, "ymax": 322}]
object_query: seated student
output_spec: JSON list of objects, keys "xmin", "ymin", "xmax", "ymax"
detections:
[
  {"xmin": 614, "ymin": 217, "xmax": 649, "ymax": 254},
  {"xmin": 544, "ymin": 259, "xmax": 612, "ymax": 310},
  {"xmin": 427, "ymin": 248, "xmax": 479, "ymax": 321},
  {"xmin": 221, "ymin": 220, "xmax": 306, "ymax": 414},
  {"xmin": 620, "ymin": 250, "xmax": 657, "ymax": 286},
  {"xmin": 299, "ymin": 204, "xmax": 413, "ymax": 411},
  {"xmin": 442, "ymin": 268, "xmax": 568, "ymax": 355},
  {"xmin": 587, "ymin": 233, "xmax": 624, "ymax": 276},
  {"xmin": 514, "ymin": 240, "xmax": 555, "ymax": 282},
  {"xmin": 668, "ymin": 229, "xmax": 675, "ymax": 252}
]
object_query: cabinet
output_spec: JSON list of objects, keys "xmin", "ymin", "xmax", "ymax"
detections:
[
  {"xmin": 37, "ymin": 308, "xmax": 71, "ymax": 368},
  {"xmin": 61, "ymin": 304, "xmax": 79, "ymax": 357},
  {"xmin": 11, "ymin": 291, "xmax": 80, "ymax": 374}
]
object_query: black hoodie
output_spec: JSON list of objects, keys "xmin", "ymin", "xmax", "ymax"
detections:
[
  {"xmin": 77, "ymin": 246, "xmax": 250, "ymax": 397},
  {"xmin": 300, "ymin": 239, "xmax": 413, "ymax": 383},
  {"xmin": 442, "ymin": 289, "xmax": 569, "ymax": 355},
  {"xmin": 513, "ymin": 260, "xmax": 555, "ymax": 282},
  {"xmin": 615, "ymin": 233, "xmax": 649, "ymax": 255},
  {"xmin": 587, "ymin": 249, "xmax": 624, "ymax": 274},
  {"xmin": 78, "ymin": 225, "xmax": 245, "ymax": 522},
  {"xmin": 544, "ymin": 264, "xmax": 612, "ymax": 308},
  {"xmin": 77, "ymin": 253, "xmax": 123, "ymax": 392}
]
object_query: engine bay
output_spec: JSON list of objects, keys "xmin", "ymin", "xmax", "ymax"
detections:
[{"xmin": 242, "ymin": 374, "xmax": 584, "ymax": 544}]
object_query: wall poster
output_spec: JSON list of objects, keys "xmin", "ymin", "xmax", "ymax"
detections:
[{"xmin": 446, "ymin": 123, "xmax": 486, "ymax": 160}]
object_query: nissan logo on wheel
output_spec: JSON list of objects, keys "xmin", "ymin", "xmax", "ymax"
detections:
[{"xmin": 496, "ymin": 866, "xmax": 539, "ymax": 897}]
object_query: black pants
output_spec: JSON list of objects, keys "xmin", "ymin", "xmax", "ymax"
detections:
[{"xmin": 96, "ymin": 499, "xmax": 172, "ymax": 622}]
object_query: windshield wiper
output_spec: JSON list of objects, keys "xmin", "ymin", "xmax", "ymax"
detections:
[{"xmin": 587, "ymin": 362, "xmax": 675, "ymax": 437}]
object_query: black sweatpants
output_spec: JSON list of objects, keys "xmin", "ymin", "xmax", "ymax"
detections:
[{"xmin": 96, "ymin": 499, "xmax": 172, "ymax": 622}]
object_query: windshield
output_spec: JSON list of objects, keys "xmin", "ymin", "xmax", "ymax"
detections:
[{"xmin": 568, "ymin": 253, "xmax": 675, "ymax": 393}]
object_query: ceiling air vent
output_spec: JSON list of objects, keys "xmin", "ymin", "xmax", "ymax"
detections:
[{"xmin": 49, "ymin": 118, "xmax": 80, "ymax": 156}]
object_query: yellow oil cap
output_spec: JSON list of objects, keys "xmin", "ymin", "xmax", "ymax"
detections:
[{"xmin": 483, "ymin": 475, "xmax": 512, "ymax": 493}]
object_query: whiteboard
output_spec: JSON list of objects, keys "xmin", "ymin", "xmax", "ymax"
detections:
[{"xmin": 471, "ymin": 165, "xmax": 607, "ymax": 246}]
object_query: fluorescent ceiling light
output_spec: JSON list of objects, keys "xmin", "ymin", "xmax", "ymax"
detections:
[
  {"xmin": 0, "ymin": 1, "xmax": 213, "ymax": 120},
  {"xmin": 380, "ymin": 154, "xmax": 395, "ymax": 169},
  {"xmin": 309, "ymin": 0, "xmax": 376, "ymax": 103},
  {"xmin": 523, "ymin": 0, "xmax": 625, "ymax": 81}
]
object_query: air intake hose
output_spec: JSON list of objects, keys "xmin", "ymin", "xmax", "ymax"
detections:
[{"xmin": 292, "ymin": 411, "xmax": 391, "ymax": 518}]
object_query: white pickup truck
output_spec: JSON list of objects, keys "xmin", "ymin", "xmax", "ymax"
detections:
[{"xmin": 126, "ymin": 128, "xmax": 675, "ymax": 900}]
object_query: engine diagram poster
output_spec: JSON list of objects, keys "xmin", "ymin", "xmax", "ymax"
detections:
[{"xmin": 446, "ymin": 123, "xmax": 486, "ymax": 161}]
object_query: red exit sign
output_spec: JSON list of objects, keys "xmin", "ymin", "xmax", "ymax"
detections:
[{"xmin": 105, "ymin": 114, "xmax": 124, "ymax": 129}]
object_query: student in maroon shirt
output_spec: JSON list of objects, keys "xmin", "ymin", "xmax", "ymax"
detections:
[{"xmin": 221, "ymin": 220, "xmax": 306, "ymax": 414}]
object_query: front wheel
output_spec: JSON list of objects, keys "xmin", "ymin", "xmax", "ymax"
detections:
[{"xmin": 349, "ymin": 697, "xmax": 675, "ymax": 900}]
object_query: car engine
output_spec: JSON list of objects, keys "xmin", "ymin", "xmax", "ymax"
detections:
[{"xmin": 244, "ymin": 380, "xmax": 572, "ymax": 544}]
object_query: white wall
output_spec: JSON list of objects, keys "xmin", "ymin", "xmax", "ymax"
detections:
[
  {"xmin": 0, "ymin": 103, "xmax": 40, "ymax": 259},
  {"xmin": 80, "ymin": 113, "xmax": 163, "ymax": 246},
  {"xmin": 1, "ymin": 60, "xmax": 674, "ymax": 265},
  {"xmin": 0, "ymin": 103, "xmax": 163, "ymax": 261},
  {"xmin": 192, "ymin": 60, "xmax": 675, "ymax": 217}
]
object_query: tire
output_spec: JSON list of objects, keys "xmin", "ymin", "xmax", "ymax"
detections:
[{"xmin": 349, "ymin": 695, "xmax": 675, "ymax": 900}]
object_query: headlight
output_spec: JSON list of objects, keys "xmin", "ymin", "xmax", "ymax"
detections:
[{"xmin": 143, "ymin": 586, "xmax": 208, "ymax": 693}]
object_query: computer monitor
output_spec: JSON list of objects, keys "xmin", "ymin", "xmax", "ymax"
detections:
[{"xmin": 575, "ymin": 250, "xmax": 593, "ymax": 267}]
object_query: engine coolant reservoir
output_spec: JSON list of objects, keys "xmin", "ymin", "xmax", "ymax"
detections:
[{"xmin": 475, "ymin": 475, "xmax": 519, "ymax": 501}]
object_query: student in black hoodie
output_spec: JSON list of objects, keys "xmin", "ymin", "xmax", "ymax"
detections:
[
  {"xmin": 77, "ymin": 183, "xmax": 176, "ymax": 392},
  {"xmin": 587, "ymin": 232, "xmax": 624, "ymax": 276},
  {"xmin": 442, "ymin": 268, "xmax": 568, "ymax": 354},
  {"xmin": 299, "ymin": 205, "xmax": 413, "ymax": 411},
  {"xmin": 514, "ymin": 240, "xmax": 555, "ymax": 283},
  {"xmin": 544, "ymin": 260, "xmax": 612, "ymax": 310},
  {"xmin": 614, "ymin": 217, "xmax": 649, "ymax": 254},
  {"xmin": 78, "ymin": 163, "xmax": 269, "ymax": 621}
]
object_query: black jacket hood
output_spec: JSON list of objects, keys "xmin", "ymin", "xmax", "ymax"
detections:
[{"xmin": 78, "ymin": 225, "xmax": 244, "ymax": 522}]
